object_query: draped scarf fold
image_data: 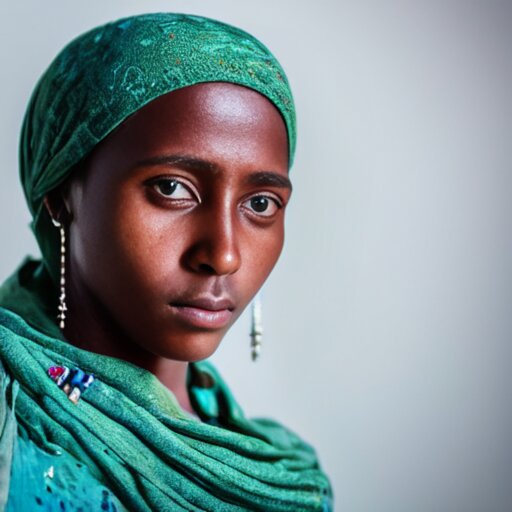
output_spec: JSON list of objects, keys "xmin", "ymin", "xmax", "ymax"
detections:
[{"xmin": 0, "ymin": 260, "xmax": 332, "ymax": 511}]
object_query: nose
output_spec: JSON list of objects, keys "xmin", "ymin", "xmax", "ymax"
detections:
[{"xmin": 183, "ymin": 208, "xmax": 242, "ymax": 276}]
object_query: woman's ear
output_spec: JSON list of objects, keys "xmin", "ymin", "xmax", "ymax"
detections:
[
  {"xmin": 43, "ymin": 184, "xmax": 74, "ymax": 225},
  {"xmin": 43, "ymin": 159, "xmax": 88, "ymax": 225}
]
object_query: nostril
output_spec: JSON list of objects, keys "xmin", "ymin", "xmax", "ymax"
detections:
[{"xmin": 198, "ymin": 263, "xmax": 216, "ymax": 275}]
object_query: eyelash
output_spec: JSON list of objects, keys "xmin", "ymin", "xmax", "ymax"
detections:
[
  {"xmin": 146, "ymin": 176, "xmax": 284, "ymax": 218},
  {"xmin": 241, "ymin": 194, "xmax": 283, "ymax": 218},
  {"xmin": 147, "ymin": 177, "xmax": 199, "ymax": 203}
]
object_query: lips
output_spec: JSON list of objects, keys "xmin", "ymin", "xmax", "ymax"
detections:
[{"xmin": 169, "ymin": 296, "xmax": 235, "ymax": 329}]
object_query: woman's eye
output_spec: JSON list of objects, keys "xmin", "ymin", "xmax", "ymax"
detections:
[
  {"xmin": 243, "ymin": 195, "xmax": 281, "ymax": 217},
  {"xmin": 152, "ymin": 179, "xmax": 195, "ymax": 200}
]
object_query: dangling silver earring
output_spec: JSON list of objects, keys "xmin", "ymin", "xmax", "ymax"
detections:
[
  {"xmin": 51, "ymin": 218, "xmax": 67, "ymax": 330},
  {"xmin": 250, "ymin": 293, "xmax": 263, "ymax": 361}
]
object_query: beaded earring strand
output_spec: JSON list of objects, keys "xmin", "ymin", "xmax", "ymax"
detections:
[
  {"xmin": 250, "ymin": 293, "xmax": 263, "ymax": 361},
  {"xmin": 51, "ymin": 218, "xmax": 67, "ymax": 330}
]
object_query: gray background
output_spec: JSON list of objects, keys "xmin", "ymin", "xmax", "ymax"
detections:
[{"xmin": 1, "ymin": 1, "xmax": 511, "ymax": 510}]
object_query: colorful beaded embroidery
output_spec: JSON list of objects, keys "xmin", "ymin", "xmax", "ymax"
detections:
[{"xmin": 48, "ymin": 365, "xmax": 95, "ymax": 404}]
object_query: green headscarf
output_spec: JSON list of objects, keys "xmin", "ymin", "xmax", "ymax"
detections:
[{"xmin": 20, "ymin": 12, "xmax": 296, "ymax": 283}]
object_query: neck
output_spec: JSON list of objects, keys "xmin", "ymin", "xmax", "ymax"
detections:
[{"xmin": 63, "ymin": 282, "xmax": 194, "ymax": 415}]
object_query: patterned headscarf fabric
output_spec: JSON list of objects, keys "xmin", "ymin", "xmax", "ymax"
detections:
[{"xmin": 20, "ymin": 12, "xmax": 296, "ymax": 283}]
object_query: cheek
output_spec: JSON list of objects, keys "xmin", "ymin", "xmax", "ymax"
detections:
[
  {"xmin": 109, "ymin": 209, "xmax": 192, "ymax": 295},
  {"xmin": 240, "ymin": 223, "xmax": 285, "ymax": 291},
  {"xmin": 71, "ymin": 189, "xmax": 181, "ymax": 299}
]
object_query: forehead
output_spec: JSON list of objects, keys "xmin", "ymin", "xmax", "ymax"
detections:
[{"xmin": 89, "ymin": 82, "xmax": 289, "ymax": 175}]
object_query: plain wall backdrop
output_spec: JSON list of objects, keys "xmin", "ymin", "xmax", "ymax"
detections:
[{"xmin": 1, "ymin": 1, "xmax": 511, "ymax": 510}]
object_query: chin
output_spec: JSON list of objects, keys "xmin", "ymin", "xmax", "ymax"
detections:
[{"xmin": 156, "ymin": 332, "xmax": 225, "ymax": 362}]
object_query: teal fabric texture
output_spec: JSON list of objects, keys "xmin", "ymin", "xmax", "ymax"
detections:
[{"xmin": 0, "ymin": 262, "xmax": 332, "ymax": 511}]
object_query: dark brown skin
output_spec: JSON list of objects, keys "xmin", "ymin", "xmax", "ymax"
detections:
[{"xmin": 45, "ymin": 83, "xmax": 291, "ymax": 414}]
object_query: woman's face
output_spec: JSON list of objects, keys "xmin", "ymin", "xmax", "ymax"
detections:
[{"xmin": 65, "ymin": 83, "xmax": 290, "ymax": 362}]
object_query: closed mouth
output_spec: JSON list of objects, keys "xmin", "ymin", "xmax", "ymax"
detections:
[
  {"xmin": 168, "ymin": 296, "xmax": 235, "ymax": 329},
  {"xmin": 171, "ymin": 296, "xmax": 235, "ymax": 312}
]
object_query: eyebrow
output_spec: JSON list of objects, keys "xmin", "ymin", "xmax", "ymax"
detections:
[
  {"xmin": 134, "ymin": 154, "xmax": 216, "ymax": 173},
  {"xmin": 134, "ymin": 154, "xmax": 292, "ymax": 190},
  {"xmin": 246, "ymin": 171, "xmax": 292, "ymax": 191}
]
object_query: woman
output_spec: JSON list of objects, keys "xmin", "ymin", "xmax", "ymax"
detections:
[{"xmin": 0, "ymin": 12, "xmax": 332, "ymax": 511}]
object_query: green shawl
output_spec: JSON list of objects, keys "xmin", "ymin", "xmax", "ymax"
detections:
[{"xmin": 0, "ymin": 260, "xmax": 332, "ymax": 510}]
